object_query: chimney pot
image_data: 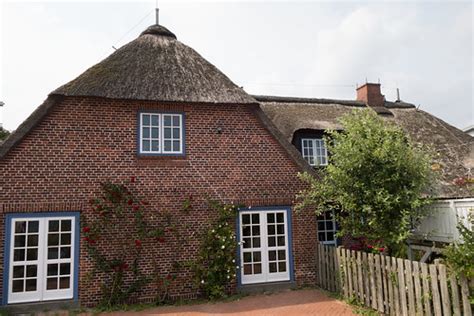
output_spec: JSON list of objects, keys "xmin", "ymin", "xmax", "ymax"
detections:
[{"xmin": 356, "ymin": 83, "xmax": 385, "ymax": 107}]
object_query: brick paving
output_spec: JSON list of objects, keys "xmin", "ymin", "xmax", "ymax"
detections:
[{"xmin": 108, "ymin": 289, "xmax": 356, "ymax": 316}]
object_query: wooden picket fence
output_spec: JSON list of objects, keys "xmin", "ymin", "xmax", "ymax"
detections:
[{"xmin": 316, "ymin": 243, "xmax": 473, "ymax": 315}]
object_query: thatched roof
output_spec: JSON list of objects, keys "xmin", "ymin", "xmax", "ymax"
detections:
[
  {"xmin": 52, "ymin": 24, "xmax": 256, "ymax": 105},
  {"xmin": 257, "ymin": 95, "xmax": 474, "ymax": 199}
]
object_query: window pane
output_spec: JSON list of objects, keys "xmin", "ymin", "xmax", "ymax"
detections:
[
  {"xmin": 242, "ymin": 215, "xmax": 250, "ymax": 225},
  {"xmin": 243, "ymin": 252, "xmax": 252, "ymax": 263},
  {"xmin": 151, "ymin": 127, "xmax": 159, "ymax": 138},
  {"xmin": 47, "ymin": 264, "xmax": 58, "ymax": 276},
  {"xmin": 267, "ymin": 213, "xmax": 275, "ymax": 223},
  {"xmin": 61, "ymin": 233, "xmax": 71, "ymax": 245},
  {"xmin": 243, "ymin": 226, "xmax": 251, "ymax": 237},
  {"xmin": 60, "ymin": 247, "xmax": 71, "ymax": 259},
  {"xmin": 59, "ymin": 277, "xmax": 70, "ymax": 289},
  {"xmin": 172, "ymin": 116, "xmax": 180, "ymax": 126},
  {"xmin": 48, "ymin": 247, "xmax": 59, "ymax": 260},
  {"xmin": 252, "ymin": 237, "xmax": 260, "ymax": 248},
  {"xmin": 163, "ymin": 115, "xmax": 172, "ymax": 126},
  {"xmin": 14, "ymin": 249, "xmax": 25, "ymax": 262},
  {"xmin": 25, "ymin": 279, "xmax": 37, "ymax": 292},
  {"xmin": 318, "ymin": 232, "xmax": 326, "ymax": 241},
  {"xmin": 49, "ymin": 220, "xmax": 59, "ymax": 232},
  {"xmin": 243, "ymin": 264, "xmax": 252, "ymax": 275},
  {"xmin": 276, "ymin": 213, "xmax": 284, "ymax": 223},
  {"xmin": 14, "ymin": 236, "xmax": 26, "ymax": 247},
  {"xmin": 253, "ymin": 251, "xmax": 261, "ymax": 262},
  {"xmin": 164, "ymin": 128, "xmax": 171, "ymax": 139},
  {"xmin": 277, "ymin": 224, "xmax": 284, "ymax": 234},
  {"xmin": 12, "ymin": 280, "xmax": 23, "ymax": 292},
  {"xmin": 277, "ymin": 236, "xmax": 285, "ymax": 246},
  {"xmin": 278, "ymin": 250, "xmax": 286, "ymax": 260},
  {"xmin": 47, "ymin": 278, "xmax": 58, "ymax": 290},
  {"xmin": 243, "ymin": 238, "xmax": 251, "ymax": 248},
  {"xmin": 151, "ymin": 140, "xmax": 159, "ymax": 152},
  {"xmin": 326, "ymin": 221, "xmax": 333, "ymax": 231},
  {"xmin": 15, "ymin": 221, "xmax": 26, "ymax": 234},
  {"xmin": 278, "ymin": 262, "xmax": 286, "ymax": 272},
  {"xmin": 164, "ymin": 140, "xmax": 172, "ymax": 151},
  {"xmin": 253, "ymin": 263, "xmax": 262, "ymax": 274},
  {"xmin": 13, "ymin": 266, "xmax": 24, "ymax": 278},
  {"xmin": 28, "ymin": 221, "xmax": 39, "ymax": 233},
  {"xmin": 252, "ymin": 226, "xmax": 260, "ymax": 236},
  {"xmin": 269, "ymin": 250, "xmax": 276, "ymax": 261},
  {"xmin": 172, "ymin": 140, "xmax": 180, "ymax": 152},
  {"xmin": 26, "ymin": 265, "xmax": 37, "ymax": 277},
  {"xmin": 268, "ymin": 225, "xmax": 275, "ymax": 235},
  {"xmin": 60, "ymin": 263, "xmax": 71, "ymax": 275},
  {"xmin": 142, "ymin": 140, "xmax": 150, "ymax": 152},
  {"xmin": 48, "ymin": 234, "xmax": 59, "ymax": 246},
  {"xmin": 252, "ymin": 214, "xmax": 259, "ymax": 224},
  {"xmin": 142, "ymin": 127, "xmax": 150, "ymax": 138},
  {"xmin": 151, "ymin": 115, "xmax": 159, "ymax": 126},
  {"xmin": 269, "ymin": 262, "xmax": 277, "ymax": 273},
  {"xmin": 27, "ymin": 249, "xmax": 38, "ymax": 261},
  {"xmin": 61, "ymin": 220, "xmax": 72, "ymax": 232},
  {"xmin": 173, "ymin": 128, "xmax": 180, "ymax": 138},
  {"xmin": 142, "ymin": 114, "xmax": 150, "ymax": 126}
]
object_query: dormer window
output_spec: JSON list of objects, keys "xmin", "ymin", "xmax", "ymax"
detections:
[
  {"xmin": 301, "ymin": 138, "xmax": 327, "ymax": 166},
  {"xmin": 139, "ymin": 112, "xmax": 184, "ymax": 155}
]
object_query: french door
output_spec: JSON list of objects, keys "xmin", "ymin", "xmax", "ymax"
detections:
[
  {"xmin": 239, "ymin": 209, "xmax": 290, "ymax": 285},
  {"xmin": 8, "ymin": 216, "xmax": 76, "ymax": 304}
]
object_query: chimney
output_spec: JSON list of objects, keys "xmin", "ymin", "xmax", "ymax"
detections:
[{"xmin": 356, "ymin": 83, "xmax": 385, "ymax": 107}]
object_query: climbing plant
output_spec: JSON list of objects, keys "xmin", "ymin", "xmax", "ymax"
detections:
[
  {"xmin": 82, "ymin": 179, "xmax": 168, "ymax": 308},
  {"xmin": 192, "ymin": 201, "xmax": 239, "ymax": 299}
]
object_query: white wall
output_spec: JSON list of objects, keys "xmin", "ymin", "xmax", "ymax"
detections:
[{"xmin": 413, "ymin": 198, "xmax": 474, "ymax": 243}]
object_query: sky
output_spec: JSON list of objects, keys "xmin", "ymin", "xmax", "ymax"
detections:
[{"xmin": 0, "ymin": 0, "xmax": 473, "ymax": 131}]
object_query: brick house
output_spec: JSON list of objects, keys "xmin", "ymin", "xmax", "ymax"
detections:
[
  {"xmin": 0, "ymin": 24, "xmax": 317, "ymax": 307},
  {"xmin": 0, "ymin": 22, "xmax": 472, "ymax": 308}
]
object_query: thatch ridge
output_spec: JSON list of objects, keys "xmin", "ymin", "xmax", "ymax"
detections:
[
  {"xmin": 253, "ymin": 95, "xmax": 416, "ymax": 109},
  {"xmin": 52, "ymin": 25, "xmax": 256, "ymax": 105}
]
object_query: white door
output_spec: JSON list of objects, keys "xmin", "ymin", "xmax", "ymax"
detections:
[
  {"xmin": 240, "ymin": 210, "xmax": 290, "ymax": 285},
  {"xmin": 8, "ymin": 216, "xmax": 75, "ymax": 304}
]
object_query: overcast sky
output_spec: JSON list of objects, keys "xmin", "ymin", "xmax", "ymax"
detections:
[{"xmin": 1, "ymin": 0, "xmax": 472, "ymax": 131}]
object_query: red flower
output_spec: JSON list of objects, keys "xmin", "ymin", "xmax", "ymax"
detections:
[
  {"xmin": 166, "ymin": 275, "xmax": 172, "ymax": 281},
  {"xmin": 132, "ymin": 205, "xmax": 140, "ymax": 211},
  {"xmin": 130, "ymin": 176, "xmax": 136, "ymax": 183},
  {"xmin": 135, "ymin": 239, "xmax": 142, "ymax": 248},
  {"xmin": 378, "ymin": 247, "xmax": 385, "ymax": 252},
  {"xmin": 127, "ymin": 199, "xmax": 133, "ymax": 205},
  {"xmin": 121, "ymin": 263, "xmax": 129, "ymax": 271},
  {"xmin": 367, "ymin": 245, "xmax": 373, "ymax": 249},
  {"xmin": 83, "ymin": 227, "xmax": 90, "ymax": 233},
  {"xmin": 158, "ymin": 237, "xmax": 165, "ymax": 243}
]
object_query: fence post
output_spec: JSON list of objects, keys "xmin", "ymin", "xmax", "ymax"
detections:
[
  {"xmin": 405, "ymin": 259, "xmax": 416, "ymax": 315},
  {"xmin": 430, "ymin": 263, "xmax": 442, "ymax": 316},
  {"xmin": 438, "ymin": 264, "xmax": 452, "ymax": 316},
  {"xmin": 412, "ymin": 261, "xmax": 423, "ymax": 315},
  {"xmin": 421, "ymin": 262, "xmax": 432, "ymax": 316},
  {"xmin": 460, "ymin": 273, "xmax": 472, "ymax": 316}
]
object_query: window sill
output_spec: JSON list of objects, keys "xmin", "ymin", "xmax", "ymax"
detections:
[{"xmin": 135, "ymin": 155, "xmax": 188, "ymax": 167}]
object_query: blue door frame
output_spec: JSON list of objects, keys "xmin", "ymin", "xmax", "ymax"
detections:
[
  {"xmin": 2, "ymin": 212, "xmax": 80, "ymax": 306},
  {"xmin": 236, "ymin": 206, "xmax": 295, "ymax": 287}
]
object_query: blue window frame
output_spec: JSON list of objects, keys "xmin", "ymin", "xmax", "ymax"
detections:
[
  {"xmin": 137, "ymin": 111, "xmax": 186, "ymax": 156},
  {"xmin": 2, "ymin": 212, "xmax": 80, "ymax": 305}
]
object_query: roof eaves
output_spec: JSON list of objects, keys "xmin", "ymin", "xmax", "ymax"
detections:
[{"xmin": 0, "ymin": 95, "xmax": 64, "ymax": 160}]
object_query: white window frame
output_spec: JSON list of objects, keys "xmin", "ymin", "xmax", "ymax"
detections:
[
  {"xmin": 7, "ymin": 216, "xmax": 76, "ymax": 304},
  {"xmin": 301, "ymin": 138, "xmax": 328, "ymax": 166},
  {"xmin": 139, "ymin": 113, "xmax": 184, "ymax": 155}
]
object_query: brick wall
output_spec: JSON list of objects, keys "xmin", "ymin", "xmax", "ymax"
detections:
[{"xmin": 0, "ymin": 96, "xmax": 316, "ymax": 306}]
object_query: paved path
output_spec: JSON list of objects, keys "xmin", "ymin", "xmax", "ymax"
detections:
[{"xmin": 109, "ymin": 289, "xmax": 356, "ymax": 316}]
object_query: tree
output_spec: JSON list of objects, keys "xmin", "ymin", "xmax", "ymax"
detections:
[
  {"xmin": 297, "ymin": 109, "xmax": 435, "ymax": 256},
  {"xmin": 0, "ymin": 127, "xmax": 9, "ymax": 141}
]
